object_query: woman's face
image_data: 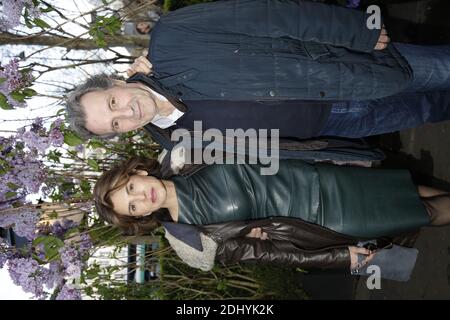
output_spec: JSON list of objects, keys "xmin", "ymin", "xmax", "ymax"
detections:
[{"xmin": 109, "ymin": 170, "xmax": 167, "ymax": 217}]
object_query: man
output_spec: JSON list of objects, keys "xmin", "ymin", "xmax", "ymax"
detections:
[{"xmin": 67, "ymin": 0, "xmax": 450, "ymax": 165}]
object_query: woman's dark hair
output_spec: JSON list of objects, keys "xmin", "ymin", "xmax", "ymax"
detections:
[{"xmin": 93, "ymin": 157, "xmax": 171, "ymax": 235}]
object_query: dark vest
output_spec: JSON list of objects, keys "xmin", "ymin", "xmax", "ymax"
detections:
[
  {"xmin": 177, "ymin": 99, "xmax": 330, "ymax": 139},
  {"xmin": 127, "ymin": 74, "xmax": 331, "ymax": 139}
]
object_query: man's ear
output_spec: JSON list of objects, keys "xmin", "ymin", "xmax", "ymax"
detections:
[
  {"xmin": 113, "ymin": 79, "xmax": 127, "ymax": 87},
  {"xmin": 134, "ymin": 170, "xmax": 148, "ymax": 176}
]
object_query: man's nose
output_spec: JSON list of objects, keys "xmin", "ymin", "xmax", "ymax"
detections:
[{"xmin": 113, "ymin": 104, "xmax": 134, "ymax": 118}]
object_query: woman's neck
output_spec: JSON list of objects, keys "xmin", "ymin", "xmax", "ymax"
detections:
[{"xmin": 161, "ymin": 180, "xmax": 179, "ymax": 222}]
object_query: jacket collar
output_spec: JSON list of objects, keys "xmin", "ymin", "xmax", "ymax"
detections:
[{"xmin": 161, "ymin": 221, "xmax": 203, "ymax": 251}]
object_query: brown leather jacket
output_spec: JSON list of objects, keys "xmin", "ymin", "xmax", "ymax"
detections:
[{"xmin": 197, "ymin": 217, "xmax": 419, "ymax": 270}]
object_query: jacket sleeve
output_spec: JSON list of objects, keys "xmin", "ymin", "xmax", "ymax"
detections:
[
  {"xmin": 165, "ymin": 0, "xmax": 381, "ymax": 53},
  {"xmin": 215, "ymin": 237, "xmax": 351, "ymax": 270}
]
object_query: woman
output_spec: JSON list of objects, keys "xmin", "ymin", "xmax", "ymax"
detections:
[{"xmin": 93, "ymin": 157, "xmax": 450, "ymax": 276}]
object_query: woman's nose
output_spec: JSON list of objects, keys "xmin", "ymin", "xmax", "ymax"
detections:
[{"xmin": 131, "ymin": 191, "xmax": 146, "ymax": 201}]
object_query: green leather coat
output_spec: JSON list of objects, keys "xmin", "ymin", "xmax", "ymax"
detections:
[{"xmin": 174, "ymin": 160, "xmax": 429, "ymax": 238}]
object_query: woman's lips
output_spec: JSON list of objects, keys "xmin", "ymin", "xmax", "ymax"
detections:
[{"xmin": 150, "ymin": 188, "xmax": 156, "ymax": 203}]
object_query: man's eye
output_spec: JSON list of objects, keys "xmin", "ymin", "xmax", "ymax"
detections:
[
  {"xmin": 112, "ymin": 120, "xmax": 119, "ymax": 130},
  {"xmin": 111, "ymin": 97, "xmax": 116, "ymax": 108},
  {"xmin": 131, "ymin": 204, "xmax": 136, "ymax": 212}
]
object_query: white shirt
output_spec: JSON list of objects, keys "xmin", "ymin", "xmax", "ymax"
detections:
[{"xmin": 148, "ymin": 88, "xmax": 184, "ymax": 129}]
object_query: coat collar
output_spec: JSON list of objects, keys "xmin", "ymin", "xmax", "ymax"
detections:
[{"xmin": 161, "ymin": 221, "xmax": 203, "ymax": 251}]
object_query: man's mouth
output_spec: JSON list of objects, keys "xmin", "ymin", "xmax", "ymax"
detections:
[{"xmin": 135, "ymin": 101, "xmax": 142, "ymax": 120}]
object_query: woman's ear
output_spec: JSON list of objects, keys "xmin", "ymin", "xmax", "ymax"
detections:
[{"xmin": 134, "ymin": 170, "xmax": 148, "ymax": 176}]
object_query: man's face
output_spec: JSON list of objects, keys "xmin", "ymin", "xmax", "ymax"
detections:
[{"xmin": 80, "ymin": 81, "xmax": 157, "ymax": 136}]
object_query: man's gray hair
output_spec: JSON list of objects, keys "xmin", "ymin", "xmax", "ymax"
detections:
[{"xmin": 66, "ymin": 74, "xmax": 115, "ymax": 140}]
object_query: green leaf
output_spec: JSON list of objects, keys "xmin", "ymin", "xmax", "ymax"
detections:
[
  {"xmin": 10, "ymin": 91, "xmax": 25, "ymax": 102},
  {"xmin": 24, "ymin": 8, "xmax": 34, "ymax": 29},
  {"xmin": 34, "ymin": 236, "xmax": 65, "ymax": 260},
  {"xmin": 0, "ymin": 93, "xmax": 13, "ymax": 110},
  {"xmin": 33, "ymin": 18, "xmax": 51, "ymax": 29},
  {"xmin": 80, "ymin": 179, "xmax": 92, "ymax": 195},
  {"xmin": 31, "ymin": 253, "xmax": 47, "ymax": 265},
  {"xmin": 25, "ymin": 17, "xmax": 34, "ymax": 29},
  {"xmin": 22, "ymin": 88, "xmax": 37, "ymax": 97},
  {"xmin": 5, "ymin": 191, "xmax": 17, "ymax": 199},
  {"xmin": 47, "ymin": 210, "xmax": 59, "ymax": 220},
  {"xmin": 7, "ymin": 182, "xmax": 19, "ymax": 190},
  {"xmin": 87, "ymin": 159, "xmax": 100, "ymax": 171},
  {"xmin": 20, "ymin": 68, "xmax": 33, "ymax": 75},
  {"xmin": 63, "ymin": 131, "xmax": 84, "ymax": 146},
  {"xmin": 32, "ymin": 236, "xmax": 48, "ymax": 246},
  {"xmin": 96, "ymin": 38, "xmax": 107, "ymax": 48},
  {"xmin": 40, "ymin": 2, "xmax": 55, "ymax": 13},
  {"xmin": 47, "ymin": 150, "xmax": 62, "ymax": 163},
  {"xmin": 88, "ymin": 139, "xmax": 105, "ymax": 149},
  {"xmin": 0, "ymin": 77, "xmax": 6, "ymax": 84}
]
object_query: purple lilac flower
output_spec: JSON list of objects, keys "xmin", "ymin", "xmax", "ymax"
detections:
[
  {"xmin": 0, "ymin": 1, "xmax": 25, "ymax": 31},
  {"xmin": 0, "ymin": 252, "xmax": 7, "ymax": 269},
  {"xmin": 59, "ymin": 245, "xmax": 82, "ymax": 279},
  {"xmin": 23, "ymin": 0, "xmax": 41, "ymax": 20},
  {"xmin": 77, "ymin": 200, "xmax": 93, "ymax": 213},
  {"xmin": 50, "ymin": 219, "xmax": 77, "ymax": 238},
  {"xmin": 52, "ymin": 118, "xmax": 63, "ymax": 129},
  {"xmin": 2, "ymin": 151, "xmax": 47, "ymax": 194},
  {"xmin": 30, "ymin": 117, "xmax": 44, "ymax": 133},
  {"xmin": 0, "ymin": 240, "xmax": 11, "ymax": 269},
  {"xmin": 0, "ymin": 58, "xmax": 32, "ymax": 92},
  {"xmin": 7, "ymin": 257, "xmax": 50, "ymax": 299},
  {"xmin": 0, "ymin": 208, "xmax": 39, "ymax": 240},
  {"xmin": 45, "ymin": 262, "xmax": 64, "ymax": 289},
  {"xmin": 78, "ymin": 233, "xmax": 93, "ymax": 257},
  {"xmin": 48, "ymin": 127, "xmax": 64, "ymax": 147},
  {"xmin": 75, "ymin": 144, "xmax": 85, "ymax": 154},
  {"xmin": 20, "ymin": 131, "xmax": 51, "ymax": 153},
  {"xmin": 56, "ymin": 284, "xmax": 82, "ymax": 300},
  {"xmin": 0, "ymin": 58, "xmax": 33, "ymax": 109},
  {"xmin": 0, "ymin": 0, "xmax": 41, "ymax": 31},
  {"xmin": 16, "ymin": 118, "xmax": 64, "ymax": 152}
]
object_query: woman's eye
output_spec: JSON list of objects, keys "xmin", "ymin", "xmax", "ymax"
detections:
[
  {"xmin": 129, "ymin": 184, "xmax": 134, "ymax": 191},
  {"xmin": 131, "ymin": 204, "xmax": 136, "ymax": 212},
  {"xmin": 113, "ymin": 120, "xmax": 119, "ymax": 130},
  {"xmin": 111, "ymin": 97, "xmax": 116, "ymax": 107}
]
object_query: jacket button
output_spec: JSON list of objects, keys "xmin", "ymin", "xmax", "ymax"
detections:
[
  {"xmin": 220, "ymin": 92, "xmax": 225, "ymax": 97},
  {"xmin": 269, "ymin": 90, "xmax": 276, "ymax": 97},
  {"xmin": 319, "ymin": 91, "xmax": 326, "ymax": 98}
]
